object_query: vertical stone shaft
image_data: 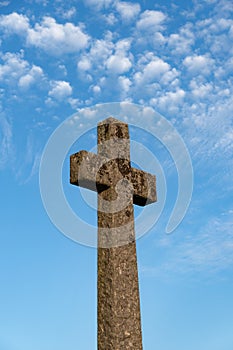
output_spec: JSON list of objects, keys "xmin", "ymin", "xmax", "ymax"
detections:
[{"xmin": 97, "ymin": 118, "xmax": 143, "ymax": 350}]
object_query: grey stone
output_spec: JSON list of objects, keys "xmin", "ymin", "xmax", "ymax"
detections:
[{"xmin": 70, "ymin": 117, "xmax": 157, "ymax": 349}]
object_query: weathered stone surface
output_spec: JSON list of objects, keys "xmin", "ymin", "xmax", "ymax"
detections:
[
  {"xmin": 98, "ymin": 117, "xmax": 130, "ymax": 160},
  {"xmin": 98, "ymin": 243, "xmax": 142, "ymax": 349},
  {"xmin": 97, "ymin": 118, "xmax": 143, "ymax": 349},
  {"xmin": 131, "ymin": 167, "xmax": 156, "ymax": 206},
  {"xmin": 70, "ymin": 116, "xmax": 157, "ymax": 350},
  {"xmin": 70, "ymin": 155, "xmax": 156, "ymax": 206}
]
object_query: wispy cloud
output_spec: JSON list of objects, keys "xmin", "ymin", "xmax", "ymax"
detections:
[
  {"xmin": 0, "ymin": 1, "xmax": 10, "ymax": 7},
  {"xmin": 141, "ymin": 212, "xmax": 233, "ymax": 278},
  {"xmin": 14, "ymin": 132, "xmax": 43, "ymax": 184},
  {"xmin": 0, "ymin": 113, "xmax": 13, "ymax": 169},
  {"xmin": 83, "ymin": 0, "xmax": 114, "ymax": 10}
]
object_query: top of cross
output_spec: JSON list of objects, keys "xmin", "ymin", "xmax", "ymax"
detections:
[
  {"xmin": 98, "ymin": 116, "xmax": 124, "ymax": 124},
  {"xmin": 70, "ymin": 116, "xmax": 156, "ymax": 207}
]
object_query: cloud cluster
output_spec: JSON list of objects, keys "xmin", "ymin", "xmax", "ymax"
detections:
[
  {"xmin": 167, "ymin": 23, "xmax": 195, "ymax": 55},
  {"xmin": 0, "ymin": 51, "xmax": 44, "ymax": 89},
  {"xmin": 0, "ymin": 2, "xmax": 232, "ymax": 184},
  {"xmin": 0, "ymin": 12, "xmax": 29, "ymax": 35},
  {"xmin": 19, "ymin": 65, "xmax": 44, "ymax": 90},
  {"xmin": 0, "ymin": 6, "xmax": 231, "ymax": 121},
  {"xmin": 183, "ymin": 54, "xmax": 214, "ymax": 75},
  {"xmin": 0, "ymin": 12, "xmax": 90, "ymax": 55},
  {"xmin": 106, "ymin": 39, "xmax": 132, "ymax": 74},
  {"xmin": 27, "ymin": 17, "xmax": 89, "ymax": 55},
  {"xmin": 77, "ymin": 35, "xmax": 133, "ymax": 96}
]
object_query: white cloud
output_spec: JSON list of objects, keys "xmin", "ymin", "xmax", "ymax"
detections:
[
  {"xmin": 0, "ymin": 52, "xmax": 28, "ymax": 83},
  {"xmin": 88, "ymin": 35, "xmax": 114, "ymax": 67},
  {"xmin": 134, "ymin": 10, "xmax": 167, "ymax": 48},
  {"xmin": 127, "ymin": 53, "xmax": 182, "ymax": 104},
  {"xmin": 0, "ymin": 13, "xmax": 89, "ymax": 55},
  {"xmin": 210, "ymin": 33, "xmax": 232, "ymax": 55},
  {"xmin": 18, "ymin": 65, "xmax": 44, "ymax": 89},
  {"xmin": 115, "ymin": 38, "xmax": 131, "ymax": 52},
  {"xmin": 0, "ymin": 12, "xmax": 29, "ymax": 34},
  {"xmin": 92, "ymin": 85, "xmax": 101, "ymax": 94},
  {"xmin": 216, "ymin": 0, "xmax": 233, "ymax": 14},
  {"xmin": 196, "ymin": 15, "xmax": 233, "ymax": 55},
  {"xmin": 183, "ymin": 54, "xmax": 214, "ymax": 75},
  {"xmin": 118, "ymin": 76, "xmax": 132, "ymax": 94},
  {"xmin": 27, "ymin": 17, "xmax": 89, "ymax": 55},
  {"xmin": 103, "ymin": 13, "xmax": 117, "ymax": 25},
  {"xmin": 134, "ymin": 56, "xmax": 170, "ymax": 85},
  {"xmin": 167, "ymin": 24, "xmax": 195, "ymax": 55},
  {"xmin": 136, "ymin": 10, "xmax": 166, "ymax": 32},
  {"xmin": 106, "ymin": 54, "xmax": 132, "ymax": 74},
  {"xmin": 214, "ymin": 130, "xmax": 233, "ymax": 151},
  {"xmin": 198, "ymin": 17, "xmax": 233, "ymax": 34},
  {"xmin": 189, "ymin": 80, "xmax": 213, "ymax": 98},
  {"xmin": 106, "ymin": 38, "xmax": 133, "ymax": 74},
  {"xmin": 77, "ymin": 57, "xmax": 92, "ymax": 72},
  {"xmin": 78, "ymin": 36, "xmax": 133, "ymax": 78},
  {"xmin": 157, "ymin": 89, "xmax": 186, "ymax": 112},
  {"xmin": 0, "ymin": 52, "xmax": 44, "ymax": 88},
  {"xmin": 180, "ymin": 84, "xmax": 233, "ymax": 168},
  {"xmin": 48, "ymin": 81, "xmax": 73, "ymax": 101},
  {"xmin": 58, "ymin": 64, "xmax": 67, "ymax": 76},
  {"xmin": 59, "ymin": 7, "xmax": 77, "ymax": 20},
  {"xmin": 160, "ymin": 68, "xmax": 179, "ymax": 85},
  {"xmin": 116, "ymin": 1, "xmax": 141, "ymax": 22},
  {"xmin": 68, "ymin": 97, "xmax": 82, "ymax": 110}
]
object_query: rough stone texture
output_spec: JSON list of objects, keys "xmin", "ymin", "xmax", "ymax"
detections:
[
  {"xmin": 70, "ymin": 117, "xmax": 157, "ymax": 350},
  {"xmin": 97, "ymin": 118, "xmax": 143, "ymax": 349},
  {"xmin": 70, "ymin": 155, "xmax": 156, "ymax": 206}
]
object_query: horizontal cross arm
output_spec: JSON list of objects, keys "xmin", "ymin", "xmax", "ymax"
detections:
[{"xmin": 70, "ymin": 151, "xmax": 157, "ymax": 206}]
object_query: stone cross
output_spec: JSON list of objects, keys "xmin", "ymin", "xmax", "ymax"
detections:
[{"xmin": 70, "ymin": 117, "xmax": 156, "ymax": 349}]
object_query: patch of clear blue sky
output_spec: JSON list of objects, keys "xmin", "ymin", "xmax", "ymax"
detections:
[{"xmin": 0, "ymin": 0, "xmax": 233, "ymax": 349}]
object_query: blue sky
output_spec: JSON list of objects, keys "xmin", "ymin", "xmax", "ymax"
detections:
[{"xmin": 0, "ymin": 0, "xmax": 233, "ymax": 349}]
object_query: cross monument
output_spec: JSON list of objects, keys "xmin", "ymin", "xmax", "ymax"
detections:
[{"xmin": 70, "ymin": 117, "xmax": 156, "ymax": 349}]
